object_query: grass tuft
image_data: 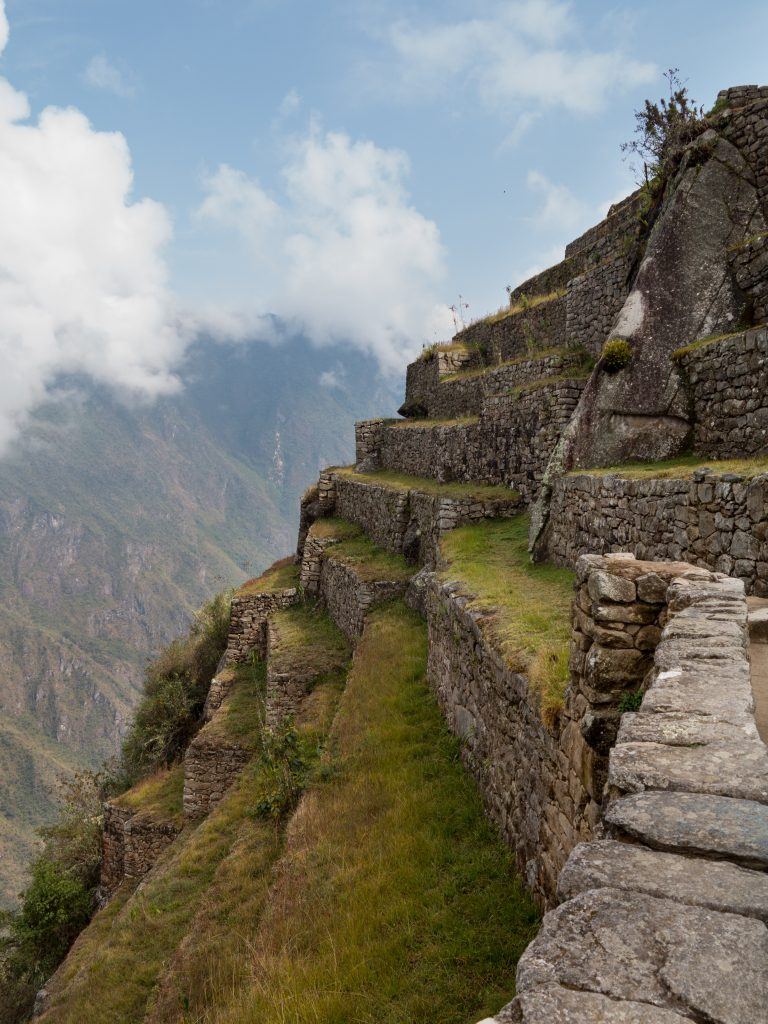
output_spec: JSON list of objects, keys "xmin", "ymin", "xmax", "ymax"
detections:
[{"xmin": 113, "ymin": 765, "xmax": 185, "ymax": 824}]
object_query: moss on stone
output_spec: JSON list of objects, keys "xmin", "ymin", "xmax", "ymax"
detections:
[{"xmin": 599, "ymin": 337, "xmax": 632, "ymax": 373}]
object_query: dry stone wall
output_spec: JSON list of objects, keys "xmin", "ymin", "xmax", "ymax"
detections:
[
  {"xmin": 330, "ymin": 472, "xmax": 522, "ymax": 568},
  {"xmin": 544, "ymin": 470, "xmax": 768, "ymax": 596},
  {"xmin": 356, "ymin": 379, "xmax": 584, "ymax": 504},
  {"xmin": 183, "ymin": 733, "xmax": 251, "ymax": 820},
  {"xmin": 496, "ymin": 563, "xmax": 768, "ymax": 1024},
  {"xmin": 99, "ymin": 803, "xmax": 181, "ymax": 897},
  {"xmin": 676, "ymin": 327, "xmax": 768, "ymax": 457},
  {"xmin": 226, "ymin": 587, "xmax": 299, "ymax": 664},
  {"xmin": 317, "ymin": 554, "xmax": 408, "ymax": 642}
]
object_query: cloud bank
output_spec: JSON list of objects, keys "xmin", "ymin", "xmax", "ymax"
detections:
[
  {"xmin": 0, "ymin": 2, "xmax": 185, "ymax": 453},
  {"xmin": 197, "ymin": 129, "xmax": 453, "ymax": 371},
  {"xmin": 381, "ymin": 0, "xmax": 656, "ymax": 117}
]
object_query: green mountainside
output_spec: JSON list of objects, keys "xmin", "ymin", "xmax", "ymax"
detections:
[{"xmin": 0, "ymin": 334, "xmax": 399, "ymax": 904}]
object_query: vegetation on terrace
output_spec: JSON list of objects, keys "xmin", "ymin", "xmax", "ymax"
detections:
[
  {"xmin": 440, "ymin": 516, "xmax": 574, "ymax": 725},
  {"xmin": 236, "ymin": 556, "xmax": 299, "ymax": 597},
  {"xmin": 335, "ymin": 466, "xmax": 520, "ymax": 503},
  {"xmin": 269, "ymin": 604, "xmax": 351, "ymax": 680},
  {"xmin": 311, "ymin": 519, "xmax": 414, "ymax": 583},
  {"xmin": 30, "ymin": 600, "xmax": 540, "ymax": 1024},
  {"xmin": 574, "ymin": 454, "xmax": 768, "ymax": 480},
  {"xmin": 671, "ymin": 326, "xmax": 762, "ymax": 362},
  {"xmin": 113, "ymin": 765, "xmax": 184, "ymax": 824},
  {"xmin": 196, "ymin": 602, "xmax": 539, "ymax": 1024},
  {"xmin": 34, "ymin": 604, "xmax": 350, "ymax": 1024},
  {"xmin": 389, "ymin": 415, "xmax": 480, "ymax": 428}
]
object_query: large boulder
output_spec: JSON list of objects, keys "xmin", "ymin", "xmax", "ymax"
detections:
[{"xmin": 568, "ymin": 130, "xmax": 765, "ymax": 469}]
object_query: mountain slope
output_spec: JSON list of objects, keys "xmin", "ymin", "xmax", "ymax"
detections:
[{"xmin": 0, "ymin": 333, "xmax": 399, "ymax": 903}]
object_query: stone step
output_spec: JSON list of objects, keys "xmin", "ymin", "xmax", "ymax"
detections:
[
  {"xmin": 307, "ymin": 468, "xmax": 521, "ymax": 570},
  {"xmin": 356, "ymin": 376, "xmax": 586, "ymax": 504}
]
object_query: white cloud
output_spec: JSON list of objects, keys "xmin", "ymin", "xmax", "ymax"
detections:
[
  {"xmin": 526, "ymin": 170, "xmax": 587, "ymax": 231},
  {"xmin": 0, "ymin": 1, "xmax": 183, "ymax": 453},
  {"xmin": 84, "ymin": 54, "xmax": 137, "ymax": 98},
  {"xmin": 196, "ymin": 127, "xmax": 453, "ymax": 371},
  {"xmin": 278, "ymin": 88, "xmax": 301, "ymax": 117},
  {"xmin": 382, "ymin": 0, "xmax": 655, "ymax": 117}
]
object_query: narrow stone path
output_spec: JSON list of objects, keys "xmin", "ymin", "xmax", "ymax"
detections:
[{"xmin": 747, "ymin": 597, "xmax": 768, "ymax": 744}]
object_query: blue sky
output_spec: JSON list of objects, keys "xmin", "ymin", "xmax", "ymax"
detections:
[{"xmin": 0, "ymin": 0, "xmax": 766, "ymax": 446}]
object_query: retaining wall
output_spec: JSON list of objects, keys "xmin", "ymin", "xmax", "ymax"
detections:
[
  {"xmin": 330, "ymin": 472, "xmax": 522, "ymax": 568},
  {"xmin": 99, "ymin": 803, "xmax": 181, "ymax": 896},
  {"xmin": 495, "ymin": 560, "xmax": 768, "ymax": 1024},
  {"xmin": 677, "ymin": 327, "xmax": 768, "ymax": 458},
  {"xmin": 543, "ymin": 470, "xmax": 768, "ymax": 596},
  {"xmin": 355, "ymin": 379, "xmax": 584, "ymax": 504},
  {"xmin": 183, "ymin": 732, "xmax": 251, "ymax": 819},
  {"xmin": 226, "ymin": 587, "xmax": 299, "ymax": 663},
  {"xmin": 317, "ymin": 554, "xmax": 408, "ymax": 641}
]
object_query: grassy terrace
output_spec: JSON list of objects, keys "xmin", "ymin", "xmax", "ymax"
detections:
[
  {"xmin": 236, "ymin": 556, "xmax": 299, "ymax": 597},
  {"xmin": 334, "ymin": 466, "xmax": 520, "ymax": 503},
  {"xmin": 389, "ymin": 415, "xmax": 479, "ymax": 428},
  {"xmin": 113, "ymin": 764, "xmax": 185, "ymax": 824},
  {"xmin": 574, "ymin": 454, "xmax": 768, "ymax": 480},
  {"xmin": 311, "ymin": 519, "xmax": 414, "ymax": 583},
  {"xmin": 40, "ymin": 601, "xmax": 539, "ymax": 1024},
  {"xmin": 197, "ymin": 661, "xmax": 266, "ymax": 748},
  {"xmin": 441, "ymin": 516, "xmax": 574, "ymax": 724},
  {"xmin": 440, "ymin": 346, "xmax": 565, "ymax": 384},
  {"xmin": 39, "ymin": 604, "xmax": 351, "ymax": 1024},
  {"xmin": 206, "ymin": 602, "xmax": 538, "ymax": 1024},
  {"xmin": 269, "ymin": 603, "xmax": 350, "ymax": 680}
]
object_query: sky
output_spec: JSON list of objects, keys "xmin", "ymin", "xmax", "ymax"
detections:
[{"xmin": 0, "ymin": 0, "xmax": 766, "ymax": 450}]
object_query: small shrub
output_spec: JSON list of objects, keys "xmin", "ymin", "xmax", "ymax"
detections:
[
  {"xmin": 118, "ymin": 590, "xmax": 231, "ymax": 785},
  {"xmin": 600, "ymin": 338, "xmax": 632, "ymax": 373},
  {"xmin": 0, "ymin": 770, "xmax": 105, "ymax": 1022},
  {"xmin": 618, "ymin": 690, "xmax": 644, "ymax": 713},
  {"xmin": 253, "ymin": 723, "xmax": 314, "ymax": 821},
  {"xmin": 621, "ymin": 68, "xmax": 705, "ymax": 183}
]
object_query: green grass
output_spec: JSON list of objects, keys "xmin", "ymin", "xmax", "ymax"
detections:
[
  {"xmin": 306, "ymin": 517, "xmax": 361, "ymax": 541},
  {"xmin": 335, "ymin": 467, "xmax": 520, "ymax": 504},
  {"xmin": 236, "ymin": 557, "xmax": 299, "ymax": 597},
  {"xmin": 329, "ymin": 530, "xmax": 414, "ymax": 584},
  {"xmin": 113, "ymin": 765, "xmax": 185, "ymax": 824},
  {"xmin": 204, "ymin": 602, "xmax": 539, "ymax": 1024},
  {"xmin": 440, "ymin": 347, "xmax": 567, "ymax": 384},
  {"xmin": 473, "ymin": 289, "xmax": 565, "ymax": 328},
  {"xmin": 38, "ymin": 610, "xmax": 350, "ymax": 1024},
  {"xmin": 269, "ymin": 604, "xmax": 351, "ymax": 681},
  {"xmin": 38, "ymin": 602, "xmax": 538, "ymax": 1024},
  {"xmin": 198, "ymin": 660, "xmax": 267, "ymax": 747},
  {"xmin": 440, "ymin": 517, "xmax": 574, "ymax": 724},
  {"xmin": 574, "ymin": 454, "xmax": 768, "ymax": 480}
]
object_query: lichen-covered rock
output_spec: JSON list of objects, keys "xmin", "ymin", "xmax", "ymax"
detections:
[{"xmin": 515, "ymin": 887, "xmax": 768, "ymax": 1024}]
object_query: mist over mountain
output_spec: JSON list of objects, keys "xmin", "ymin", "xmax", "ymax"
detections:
[{"xmin": 0, "ymin": 331, "xmax": 400, "ymax": 904}]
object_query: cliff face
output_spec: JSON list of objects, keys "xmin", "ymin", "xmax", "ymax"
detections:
[{"xmin": 0, "ymin": 333, "xmax": 398, "ymax": 905}]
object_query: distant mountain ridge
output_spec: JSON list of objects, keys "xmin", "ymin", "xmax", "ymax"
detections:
[{"xmin": 0, "ymin": 333, "xmax": 399, "ymax": 904}]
